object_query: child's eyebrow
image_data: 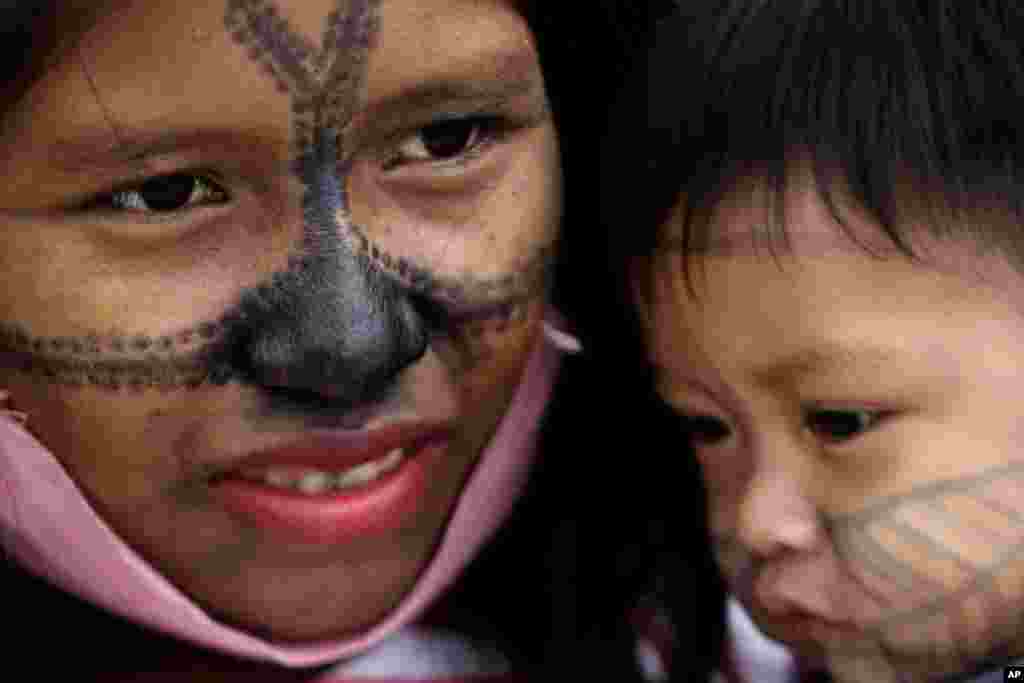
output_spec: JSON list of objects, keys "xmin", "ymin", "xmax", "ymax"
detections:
[
  {"xmin": 663, "ymin": 222, "xmax": 895, "ymax": 259},
  {"xmin": 749, "ymin": 344, "xmax": 916, "ymax": 390},
  {"xmin": 662, "ymin": 223, "xmax": 782, "ymax": 256},
  {"xmin": 650, "ymin": 344, "xmax": 913, "ymax": 393}
]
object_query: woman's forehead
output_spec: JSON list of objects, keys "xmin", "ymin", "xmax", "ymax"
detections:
[
  {"xmin": 1, "ymin": 0, "xmax": 542, "ymax": 201},
  {"xmin": 20, "ymin": 0, "xmax": 537, "ymax": 124}
]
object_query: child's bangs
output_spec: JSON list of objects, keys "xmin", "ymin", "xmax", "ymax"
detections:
[{"xmin": 647, "ymin": 0, "xmax": 1024, "ymax": 295}]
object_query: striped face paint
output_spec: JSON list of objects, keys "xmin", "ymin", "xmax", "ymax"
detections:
[{"xmin": 644, "ymin": 181, "xmax": 1024, "ymax": 683}]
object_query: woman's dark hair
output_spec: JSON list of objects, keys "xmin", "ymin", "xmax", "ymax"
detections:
[
  {"xmin": 440, "ymin": 2, "xmax": 720, "ymax": 681},
  {"xmin": 0, "ymin": 2, "xmax": 105, "ymax": 113},
  {"xmin": 0, "ymin": 1, "xmax": 691, "ymax": 680},
  {"xmin": 546, "ymin": 1, "xmax": 729, "ymax": 681}
]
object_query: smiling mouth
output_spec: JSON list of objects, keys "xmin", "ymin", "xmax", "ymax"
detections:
[
  {"xmin": 233, "ymin": 446, "xmax": 408, "ymax": 495},
  {"xmin": 211, "ymin": 420, "xmax": 453, "ymax": 484},
  {"xmin": 206, "ymin": 421, "xmax": 455, "ymax": 543}
]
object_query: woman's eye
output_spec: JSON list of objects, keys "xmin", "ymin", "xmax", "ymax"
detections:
[
  {"xmin": 94, "ymin": 173, "xmax": 228, "ymax": 213},
  {"xmin": 390, "ymin": 116, "xmax": 498, "ymax": 167},
  {"xmin": 682, "ymin": 414, "xmax": 731, "ymax": 446},
  {"xmin": 805, "ymin": 408, "xmax": 887, "ymax": 444}
]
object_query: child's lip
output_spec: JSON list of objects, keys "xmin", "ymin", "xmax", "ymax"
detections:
[
  {"xmin": 738, "ymin": 579, "xmax": 856, "ymax": 649},
  {"xmin": 754, "ymin": 611, "xmax": 856, "ymax": 665},
  {"xmin": 758, "ymin": 608, "xmax": 856, "ymax": 634},
  {"xmin": 734, "ymin": 565, "xmax": 858, "ymax": 638}
]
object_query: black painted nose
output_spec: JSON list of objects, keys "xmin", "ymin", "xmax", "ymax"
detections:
[
  {"xmin": 234, "ymin": 248, "xmax": 427, "ymax": 412},
  {"xmin": 210, "ymin": 129, "xmax": 428, "ymax": 414}
]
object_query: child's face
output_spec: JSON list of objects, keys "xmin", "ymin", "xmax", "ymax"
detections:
[{"xmin": 640, "ymin": 179, "xmax": 1024, "ymax": 682}]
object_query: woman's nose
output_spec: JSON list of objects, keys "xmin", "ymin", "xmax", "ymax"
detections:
[{"xmin": 237, "ymin": 254, "xmax": 428, "ymax": 411}]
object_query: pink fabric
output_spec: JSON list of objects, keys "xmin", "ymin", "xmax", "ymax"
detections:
[{"xmin": 0, "ymin": 311, "xmax": 575, "ymax": 668}]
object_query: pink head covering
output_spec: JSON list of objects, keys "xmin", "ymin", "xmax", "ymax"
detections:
[{"xmin": 0, "ymin": 311, "xmax": 578, "ymax": 668}]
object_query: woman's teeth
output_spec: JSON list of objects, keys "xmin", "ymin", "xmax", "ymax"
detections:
[{"xmin": 239, "ymin": 448, "xmax": 406, "ymax": 494}]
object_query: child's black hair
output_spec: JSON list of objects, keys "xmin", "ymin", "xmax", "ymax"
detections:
[
  {"xmin": 572, "ymin": 3, "xmax": 1024, "ymax": 679},
  {"xmin": 610, "ymin": 0, "xmax": 1024, "ymax": 296}
]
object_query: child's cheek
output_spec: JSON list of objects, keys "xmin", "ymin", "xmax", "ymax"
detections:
[
  {"xmin": 696, "ymin": 445, "xmax": 755, "ymax": 580},
  {"xmin": 696, "ymin": 442, "xmax": 754, "ymax": 512},
  {"xmin": 825, "ymin": 460, "xmax": 1024, "ymax": 679}
]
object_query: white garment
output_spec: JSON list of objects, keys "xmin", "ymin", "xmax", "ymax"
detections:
[
  {"xmin": 316, "ymin": 626, "xmax": 510, "ymax": 680},
  {"xmin": 723, "ymin": 598, "xmax": 796, "ymax": 683},
  {"xmin": 718, "ymin": 596, "xmax": 1020, "ymax": 683}
]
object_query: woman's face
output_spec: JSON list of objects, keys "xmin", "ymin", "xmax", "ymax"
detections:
[
  {"xmin": 639, "ymin": 181, "xmax": 1024, "ymax": 682},
  {"xmin": 0, "ymin": 0, "xmax": 560, "ymax": 641}
]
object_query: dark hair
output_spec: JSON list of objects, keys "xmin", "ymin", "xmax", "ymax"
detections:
[
  {"xmin": 618, "ymin": 0, "xmax": 1024, "ymax": 294},
  {"xmin": 0, "ymin": 1, "xmax": 677, "ymax": 680},
  {"xmin": 551, "ymin": 2, "xmax": 729, "ymax": 682},
  {"xmin": 440, "ymin": 3, "xmax": 711, "ymax": 680},
  {"xmin": 576, "ymin": 2, "xmax": 1024, "ymax": 680},
  {"xmin": 0, "ymin": 2, "xmax": 109, "ymax": 115}
]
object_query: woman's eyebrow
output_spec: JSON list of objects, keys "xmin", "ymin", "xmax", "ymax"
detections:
[
  {"xmin": 359, "ymin": 74, "xmax": 544, "ymax": 125},
  {"xmin": 348, "ymin": 75, "xmax": 547, "ymax": 149},
  {"xmin": 352, "ymin": 47, "xmax": 548, "ymax": 139},
  {"xmin": 51, "ymin": 46, "xmax": 545, "ymax": 176},
  {"xmin": 47, "ymin": 79, "xmax": 543, "ymax": 179},
  {"xmin": 50, "ymin": 127, "xmax": 289, "ymax": 174},
  {"xmin": 362, "ymin": 44, "xmax": 542, "ymax": 107}
]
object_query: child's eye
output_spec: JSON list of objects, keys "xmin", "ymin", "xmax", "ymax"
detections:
[
  {"xmin": 652, "ymin": 391, "xmax": 733, "ymax": 448},
  {"xmin": 682, "ymin": 414, "xmax": 732, "ymax": 446},
  {"xmin": 805, "ymin": 408, "xmax": 889, "ymax": 444},
  {"xmin": 388, "ymin": 115, "xmax": 502, "ymax": 169},
  {"xmin": 90, "ymin": 173, "xmax": 228, "ymax": 214}
]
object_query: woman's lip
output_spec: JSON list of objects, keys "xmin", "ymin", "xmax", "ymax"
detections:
[
  {"xmin": 210, "ymin": 434, "xmax": 452, "ymax": 544},
  {"xmin": 222, "ymin": 421, "xmax": 455, "ymax": 475}
]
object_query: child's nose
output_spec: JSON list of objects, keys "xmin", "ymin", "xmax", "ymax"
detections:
[{"xmin": 735, "ymin": 461, "xmax": 822, "ymax": 559}]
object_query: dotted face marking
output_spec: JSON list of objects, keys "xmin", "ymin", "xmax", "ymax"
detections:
[
  {"xmin": 0, "ymin": 319, "xmax": 228, "ymax": 390},
  {"xmin": 225, "ymin": 0, "xmax": 552, "ymax": 309},
  {"xmin": 0, "ymin": 0, "xmax": 552, "ymax": 395}
]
